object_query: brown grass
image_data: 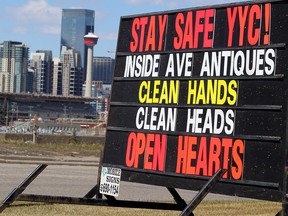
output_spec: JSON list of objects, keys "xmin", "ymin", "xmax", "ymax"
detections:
[
  {"xmin": 1, "ymin": 200, "xmax": 281, "ymax": 216},
  {"xmin": 0, "ymin": 139, "xmax": 103, "ymax": 157}
]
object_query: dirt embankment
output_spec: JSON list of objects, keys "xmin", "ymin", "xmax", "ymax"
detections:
[{"xmin": 0, "ymin": 134, "xmax": 104, "ymax": 158}]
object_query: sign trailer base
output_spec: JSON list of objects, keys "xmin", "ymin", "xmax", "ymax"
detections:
[{"xmin": 0, "ymin": 164, "xmax": 238, "ymax": 215}]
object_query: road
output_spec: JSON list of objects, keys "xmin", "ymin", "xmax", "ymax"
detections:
[{"xmin": 0, "ymin": 163, "xmax": 246, "ymax": 204}]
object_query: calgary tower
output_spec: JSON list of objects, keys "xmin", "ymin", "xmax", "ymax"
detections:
[{"xmin": 84, "ymin": 32, "xmax": 99, "ymax": 97}]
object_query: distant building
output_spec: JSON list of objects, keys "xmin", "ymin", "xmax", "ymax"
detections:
[
  {"xmin": 0, "ymin": 41, "xmax": 29, "ymax": 93},
  {"xmin": 26, "ymin": 68, "xmax": 34, "ymax": 93},
  {"xmin": 82, "ymin": 80, "xmax": 111, "ymax": 115},
  {"xmin": 52, "ymin": 46, "xmax": 83, "ymax": 96},
  {"xmin": 92, "ymin": 57, "xmax": 114, "ymax": 84},
  {"xmin": 52, "ymin": 57, "xmax": 61, "ymax": 96},
  {"xmin": 60, "ymin": 9, "xmax": 95, "ymax": 76},
  {"xmin": 29, "ymin": 50, "xmax": 53, "ymax": 94},
  {"xmin": 82, "ymin": 80, "xmax": 103, "ymax": 98}
]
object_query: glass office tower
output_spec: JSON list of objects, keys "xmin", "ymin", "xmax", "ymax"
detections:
[
  {"xmin": 92, "ymin": 57, "xmax": 115, "ymax": 84},
  {"xmin": 0, "ymin": 41, "xmax": 29, "ymax": 93},
  {"xmin": 60, "ymin": 9, "xmax": 95, "ymax": 76}
]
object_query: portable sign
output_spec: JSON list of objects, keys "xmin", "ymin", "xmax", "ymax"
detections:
[
  {"xmin": 101, "ymin": 0, "xmax": 288, "ymax": 202},
  {"xmin": 99, "ymin": 167, "xmax": 121, "ymax": 197}
]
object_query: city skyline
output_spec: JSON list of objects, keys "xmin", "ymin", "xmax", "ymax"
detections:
[{"xmin": 0, "ymin": 0, "xmax": 246, "ymax": 59}]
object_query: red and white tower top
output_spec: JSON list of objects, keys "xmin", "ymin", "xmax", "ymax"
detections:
[{"xmin": 84, "ymin": 32, "xmax": 99, "ymax": 46}]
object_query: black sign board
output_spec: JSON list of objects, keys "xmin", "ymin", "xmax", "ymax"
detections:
[{"xmin": 102, "ymin": 0, "xmax": 288, "ymax": 202}]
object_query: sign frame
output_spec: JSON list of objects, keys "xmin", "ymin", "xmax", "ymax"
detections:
[{"xmin": 98, "ymin": 0, "xmax": 288, "ymax": 214}]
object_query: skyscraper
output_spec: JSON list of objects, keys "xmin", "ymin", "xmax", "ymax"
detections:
[
  {"xmin": 52, "ymin": 46, "xmax": 83, "ymax": 96},
  {"xmin": 60, "ymin": 9, "xmax": 95, "ymax": 75},
  {"xmin": 0, "ymin": 41, "xmax": 29, "ymax": 93},
  {"xmin": 29, "ymin": 50, "xmax": 53, "ymax": 94},
  {"xmin": 92, "ymin": 57, "xmax": 115, "ymax": 84},
  {"xmin": 52, "ymin": 57, "xmax": 61, "ymax": 96}
]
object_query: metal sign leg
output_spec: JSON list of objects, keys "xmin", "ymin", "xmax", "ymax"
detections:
[
  {"xmin": 276, "ymin": 202, "xmax": 288, "ymax": 216},
  {"xmin": 180, "ymin": 169, "xmax": 226, "ymax": 216},
  {"xmin": 0, "ymin": 164, "xmax": 48, "ymax": 213}
]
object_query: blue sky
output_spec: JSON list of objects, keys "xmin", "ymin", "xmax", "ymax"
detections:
[{"xmin": 0, "ymin": 0, "xmax": 246, "ymax": 59}]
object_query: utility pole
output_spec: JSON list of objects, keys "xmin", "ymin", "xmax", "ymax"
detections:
[
  {"xmin": 5, "ymin": 102, "xmax": 8, "ymax": 127},
  {"xmin": 33, "ymin": 114, "xmax": 38, "ymax": 144}
]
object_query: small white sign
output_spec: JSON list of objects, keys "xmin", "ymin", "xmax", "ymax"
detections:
[{"xmin": 99, "ymin": 167, "xmax": 121, "ymax": 197}]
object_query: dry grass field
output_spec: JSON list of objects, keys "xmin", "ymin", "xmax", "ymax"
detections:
[{"xmin": 0, "ymin": 200, "xmax": 281, "ymax": 216}]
